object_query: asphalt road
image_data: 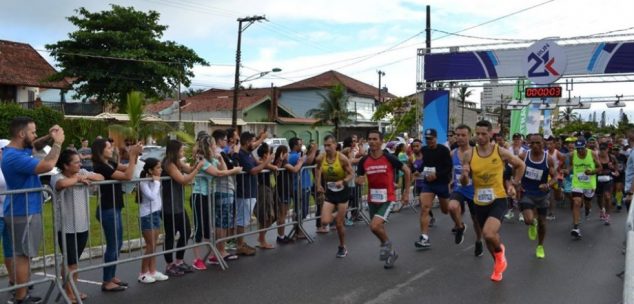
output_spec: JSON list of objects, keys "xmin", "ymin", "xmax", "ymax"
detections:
[{"xmin": 3, "ymin": 203, "xmax": 627, "ymax": 304}]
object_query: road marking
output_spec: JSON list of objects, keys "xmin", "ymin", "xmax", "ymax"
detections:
[
  {"xmin": 34, "ymin": 272, "xmax": 102, "ymax": 286},
  {"xmin": 462, "ymin": 244, "xmax": 475, "ymax": 252},
  {"xmin": 363, "ymin": 268, "xmax": 434, "ymax": 304}
]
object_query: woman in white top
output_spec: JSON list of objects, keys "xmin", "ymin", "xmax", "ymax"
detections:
[
  {"xmin": 138, "ymin": 158, "xmax": 169, "ymax": 283},
  {"xmin": 52, "ymin": 149, "xmax": 103, "ymax": 302}
]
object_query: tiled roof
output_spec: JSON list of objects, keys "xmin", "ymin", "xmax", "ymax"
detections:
[
  {"xmin": 0, "ymin": 40, "xmax": 69, "ymax": 89},
  {"xmin": 145, "ymin": 88, "xmax": 272, "ymax": 114},
  {"xmin": 276, "ymin": 117, "xmax": 319, "ymax": 124},
  {"xmin": 281, "ymin": 70, "xmax": 397, "ymax": 100}
]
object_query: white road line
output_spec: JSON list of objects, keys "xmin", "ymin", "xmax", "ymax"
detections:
[
  {"xmin": 364, "ymin": 268, "xmax": 434, "ymax": 304},
  {"xmin": 34, "ymin": 272, "xmax": 103, "ymax": 286}
]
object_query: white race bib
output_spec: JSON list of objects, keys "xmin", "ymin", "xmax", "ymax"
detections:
[
  {"xmin": 327, "ymin": 182, "xmax": 344, "ymax": 192},
  {"xmin": 524, "ymin": 167, "xmax": 544, "ymax": 181},
  {"xmin": 477, "ymin": 188, "xmax": 495, "ymax": 203},
  {"xmin": 597, "ymin": 175, "xmax": 612, "ymax": 182},
  {"xmin": 370, "ymin": 189, "xmax": 388, "ymax": 203},
  {"xmin": 423, "ymin": 167, "xmax": 436, "ymax": 174},
  {"xmin": 577, "ymin": 173, "xmax": 590, "ymax": 182}
]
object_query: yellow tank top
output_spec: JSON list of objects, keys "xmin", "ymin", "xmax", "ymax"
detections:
[
  {"xmin": 321, "ymin": 153, "xmax": 346, "ymax": 182},
  {"xmin": 470, "ymin": 144, "xmax": 507, "ymax": 206}
]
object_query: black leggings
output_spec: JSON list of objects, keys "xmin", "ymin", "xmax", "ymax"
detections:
[
  {"xmin": 191, "ymin": 194, "xmax": 212, "ymax": 242},
  {"xmin": 163, "ymin": 212, "xmax": 191, "ymax": 264}
]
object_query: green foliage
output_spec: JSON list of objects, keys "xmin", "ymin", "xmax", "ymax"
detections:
[
  {"xmin": 0, "ymin": 103, "xmax": 64, "ymax": 139},
  {"xmin": 372, "ymin": 97, "xmax": 417, "ymax": 138},
  {"xmin": 109, "ymin": 91, "xmax": 173, "ymax": 141},
  {"xmin": 305, "ymin": 84, "xmax": 356, "ymax": 140},
  {"xmin": 46, "ymin": 5, "xmax": 209, "ymax": 111},
  {"xmin": 59, "ymin": 118, "xmax": 109, "ymax": 147}
]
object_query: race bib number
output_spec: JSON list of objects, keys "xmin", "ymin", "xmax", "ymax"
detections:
[
  {"xmin": 477, "ymin": 188, "xmax": 495, "ymax": 203},
  {"xmin": 456, "ymin": 174, "xmax": 471, "ymax": 186},
  {"xmin": 577, "ymin": 173, "xmax": 590, "ymax": 182},
  {"xmin": 597, "ymin": 175, "xmax": 612, "ymax": 182},
  {"xmin": 524, "ymin": 167, "xmax": 544, "ymax": 181},
  {"xmin": 327, "ymin": 182, "xmax": 344, "ymax": 192},
  {"xmin": 423, "ymin": 167, "xmax": 436, "ymax": 174},
  {"xmin": 370, "ymin": 189, "xmax": 388, "ymax": 203}
]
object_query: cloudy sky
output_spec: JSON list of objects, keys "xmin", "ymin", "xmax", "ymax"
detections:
[{"xmin": 2, "ymin": 0, "xmax": 633, "ymax": 122}]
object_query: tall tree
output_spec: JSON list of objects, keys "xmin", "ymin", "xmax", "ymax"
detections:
[
  {"xmin": 457, "ymin": 84, "xmax": 473, "ymax": 124},
  {"xmin": 306, "ymin": 84, "xmax": 357, "ymax": 140},
  {"xmin": 558, "ymin": 107, "xmax": 579, "ymax": 125},
  {"xmin": 46, "ymin": 5, "xmax": 208, "ymax": 111}
]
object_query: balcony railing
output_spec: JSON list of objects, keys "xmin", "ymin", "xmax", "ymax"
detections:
[{"xmin": 18, "ymin": 101, "xmax": 103, "ymax": 116}]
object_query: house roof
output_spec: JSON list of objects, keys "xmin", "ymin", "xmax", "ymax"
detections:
[
  {"xmin": 144, "ymin": 88, "xmax": 272, "ymax": 114},
  {"xmin": 0, "ymin": 40, "xmax": 69, "ymax": 89},
  {"xmin": 281, "ymin": 70, "xmax": 397, "ymax": 100}
]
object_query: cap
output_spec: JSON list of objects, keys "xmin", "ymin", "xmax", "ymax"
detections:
[
  {"xmin": 575, "ymin": 139, "xmax": 586, "ymax": 149},
  {"xmin": 588, "ymin": 136, "xmax": 597, "ymax": 142},
  {"xmin": 565, "ymin": 137, "xmax": 577, "ymax": 143},
  {"xmin": 512, "ymin": 133, "xmax": 523, "ymax": 139},
  {"xmin": 424, "ymin": 129, "xmax": 437, "ymax": 138},
  {"xmin": 386, "ymin": 141, "xmax": 397, "ymax": 149}
]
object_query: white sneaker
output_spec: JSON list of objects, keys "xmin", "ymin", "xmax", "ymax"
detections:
[
  {"xmin": 151, "ymin": 271, "xmax": 169, "ymax": 281},
  {"xmin": 518, "ymin": 213, "xmax": 524, "ymax": 222},
  {"xmin": 504, "ymin": 210, "xmax": 514, "ymax": 220},
  {"xmin": 138, "ymin": 273, "xmax": 156, "ymax": 284}
]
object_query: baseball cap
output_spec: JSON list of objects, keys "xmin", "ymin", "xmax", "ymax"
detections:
[
  {"xmin": 575, "ymin": 139, "xmax": 586, "ymax": 149},
  {"xmin": 424, "ymin": 129, "xmax": 437, "ymax": 138}
]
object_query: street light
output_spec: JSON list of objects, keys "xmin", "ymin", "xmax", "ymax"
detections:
[
  {"xmin": 240, "ymin": 68, "xmax": 282, "ymax": 84},
  {"xmin": 232, "ymin": 67, "xmax": 281, "ymax": 127}
]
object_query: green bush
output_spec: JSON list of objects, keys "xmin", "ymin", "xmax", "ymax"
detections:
[
  {"xmin": 0, "ymin": 103, "xmax": 64, "ymax": 139},
  {"xmin": 59, "ymin": 118, "xmax": 110, "ymax": 147}
]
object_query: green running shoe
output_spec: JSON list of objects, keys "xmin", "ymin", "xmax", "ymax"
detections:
[{"xmin": 536, "ymin": 245, "xmax": 545, "ymax": 259}]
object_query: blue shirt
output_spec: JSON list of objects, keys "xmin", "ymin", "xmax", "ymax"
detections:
[
  {"xmin": 236, "ymin": 149, "xmax": 257, "ymax": 198},
  {"xmin": 289, "ymin": 151, "xmax": 312, "ymax": 190},
  {"xmin": 626, "ymin": 149, "xmax": 634, "ymax": 192},
  {"xmin": 452, "ymin": 149, "xmax": 474, "ymax": 198},
  {"xmin": 193, "ymin": 158, "xmax": 218, "ymax": 195},
  {"xmin": 522, "ymin": 151, "xmax": 550, "ymax": 196},
  {"xmin": 1, "ymin": 146, "xmax": 42, "ymax": 216}
]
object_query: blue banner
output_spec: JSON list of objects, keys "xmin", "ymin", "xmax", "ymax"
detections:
[{"xmin": 423, "ymin": 90, "xmax": 449, "ymax": 143}]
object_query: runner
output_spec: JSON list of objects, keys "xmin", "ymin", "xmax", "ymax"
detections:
[
  {"xmin": 545, "ymin": 136, "xmax": 565, "ymax": 220},
  {"xmin": 315, "ymin": 135, "xmax": 355, "ymax": 258},
  {"xmin": 504, "ymin": 133, "xmax": 527, "ymax": 222},
  {"xmin": 615, "ymin": 143, "xmax": 629, "ymax": 212},
  {"xmin": 460, "ymin": 120, "xmax": 525, "ymax": 282},
  {"xmin": 518, "ymin": 134, "xmax": 557, "ymax": 259},
  {"xmin": 413, "ymin": 128, "xmax": 462, "ymax": 250},
  {"xmin": 356, "ymin": 130, "xmax": 411, "ymax": 269},
  {"xmin": 568, "ymin": 139, "xmax": 601, "ymax": 239},
  {"xmin": 449, "ymin": 124, "xmax": 483, "ymax": 256},
  {"xmin": 596, "ymin": 142, "xmax": 619, "ymax": 225},
  {"xmin": 410, "ymin": 140, "xmax": 436, "ymax": 226}
]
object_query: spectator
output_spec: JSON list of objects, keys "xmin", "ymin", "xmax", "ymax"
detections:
[
  {"xmin": 52, "ymin": 149, "xmax": 104, "ymax": 301},
  {"xmin": 0, "ymin": 140, "xmax": 14, "ymax": 296},
  {"xmin": 234, "ymin": 132, "xmax": 272, "ymax": 255},
  {"xmin": 288, "ymin": 137, "xmax": 317, "ymax": 236},
  {"xmin": 78, "ymin": 138, "xmax": 93, "ymax": 171},
  {"xmin": 161, "ymin": 140, "xmax": 203, "ymax": 277},
  {"xmin": 273, "ymin": 146, "xmax": 303, "ymax": 243},
  {"xmin": 91, "ymin": 138, "xmax": 142, "ymax": 292},
  {"xmin": 190, "ymin": 135, "xmax": 241, "ymax": 270},
  {"xmin": 137, "ymin": 158, "xmax": 169, "ymax": 284},
  {"xmin": 255, "ymin": 143, "xmax": 278, "ymax": 249},
  {"xmin": 2, "ymin": 117, "xmax": 64, "ymax": 303}
]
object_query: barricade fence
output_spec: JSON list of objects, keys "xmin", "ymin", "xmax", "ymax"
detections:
[
  {"xmin": 0, "ymin": 164, "xmax": 419, "ymax": 303},
  {"xmin": 623, "ymin": 198, "xmax": 634, "ymax": 303}
]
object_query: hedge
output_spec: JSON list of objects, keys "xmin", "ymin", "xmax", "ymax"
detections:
[{"xmin": 0, "ymin": 103, "xmax": 64, "ymax": 140}]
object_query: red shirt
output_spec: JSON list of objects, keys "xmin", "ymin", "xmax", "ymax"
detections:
[{"xmin": 357, "ymin": 153, "xmax": 403, "ymax": 204}]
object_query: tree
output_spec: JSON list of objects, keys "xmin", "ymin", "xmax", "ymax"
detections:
[
  {"xmin": 108, "ymin": 91, "xmax": 171, "ymax": 144},
  {"xmin": 46, "ymin": 5, "xmax": 208, "ymax": 112},
  {"xmin": 372, "ymin": 97, "xmax": 417, "ymax": 139},
  {"xmin": 558, "ymin": 107, "xmax": 580, "ymax": 125},
  {"xmin": 305, "ymin": 84, "xmax": 357, "ymax": 140},
  {"xmin": 457, "ymin": 84, "xmax": 473, "ymax": 124}
]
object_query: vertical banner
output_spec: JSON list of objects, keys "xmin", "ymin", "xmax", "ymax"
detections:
[
  {"xmin": 510, "ymin": 79, "xmax": 529, "ymax": 136},
  {"xmin": 423, "ymin": 90, "xmax": 449, "ymax": 143}
]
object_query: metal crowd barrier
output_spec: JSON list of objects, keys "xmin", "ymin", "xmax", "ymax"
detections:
[
  {"xmin": 624, "ymin": 200, "xmax": 634, "ymax": 304},
  {"xmin": 0, "ymin": 187, "xmax": 66, "ymax": 304}
]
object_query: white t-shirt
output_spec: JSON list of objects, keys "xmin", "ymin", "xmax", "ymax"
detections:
[
  {"xmin": 139, "ymin": 180, "xmax": 162, "ymax": 217},
  {"xmin": 51, "ymin": 170, "xmax": 91, "ymax": 233}
]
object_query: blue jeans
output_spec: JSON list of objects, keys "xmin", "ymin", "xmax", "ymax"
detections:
[{"xmin": 97, "ymin": 208, "xmax": 123, "ymax": 282}]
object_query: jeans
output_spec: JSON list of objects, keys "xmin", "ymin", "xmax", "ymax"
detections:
[{"xmin": 97, "ymin": 208, "xmax": 123, "ymax": 282}]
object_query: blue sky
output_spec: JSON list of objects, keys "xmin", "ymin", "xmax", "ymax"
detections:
[{"xmin": 1, "ymin": 0, "xmax": 633, "ymax": 122}]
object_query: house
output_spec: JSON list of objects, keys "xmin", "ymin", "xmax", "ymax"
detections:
[
  {"xmin": 279, "ymin": 70, "xmax": 395, "ymax": 139},
  {"xmin": 0, "ymin": 39, "xmax": 69, "ymax": 104},
  {"xmin": 144, "ymin": 87, "xmax": 334, "ymax": 145}
]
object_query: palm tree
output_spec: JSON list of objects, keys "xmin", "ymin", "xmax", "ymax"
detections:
[
  {"xmin": 109, "ymin": 91, "xmax": 171, "ymax": 144},
  {"xmin": 306, "ymin": 84, "xmax": 357, "ymax": 140},
  {"xmin": 558, "ymin": 107, "xmax": 579, "ymax": 125},
  {"xmin": 457, "ymin": 84, "xmax": 473, "ymax": 124}
]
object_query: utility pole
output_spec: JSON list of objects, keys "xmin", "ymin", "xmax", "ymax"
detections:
[
  {"xmin": 377, "ymin": 70, "xmax": 385, "ymax": 103},
  {"xmin": 232, "ymin": 15, "xmax": 267, "ymax": 129},
  {"xmin": 420, "ymin": 5, "xmax": 432, "ymax": 139}
]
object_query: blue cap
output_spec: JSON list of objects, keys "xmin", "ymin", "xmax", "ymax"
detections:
[
  {"xmin": 575, "ymin": 139, "xmax": 586, "ymax": 149},
  {"xmin": 424, "ymin": 128, "xmax": 437, "ymax": 138}
]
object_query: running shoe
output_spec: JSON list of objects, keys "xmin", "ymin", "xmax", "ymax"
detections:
[
  {"xmin": 490, "ymin": 244, "xmax": 507, "ymax": 282},
  {"xmin": 138, "ymin": 273, "xmax": 156, "ymax": 284},
  {"xmin": 429, "ymin": 217, "xmax": 436, "ymax": 227},
  {"xmin": 336, "ymin": 246, "xmax": 348, "ymax": 258},
  {"xmin": 384, "ymin": 250, "xmax": 398, "ymax": 269},
  {"xmin": 414, "ymin": 234, "xmax": 431, "ymax": 249},
  {"xmin": 600, "ymin": 208, "xmax": 606, "ymax": 221},
  {"xmin": 536, "ymin": 245, "xmax": 545, "ymax": 259},
  {"xmin": 225, "ymin": 240, "xmax": 237, "ymax": 250},
  {"xmin": 344, "ymin": 218, "xmax": 354, "ymax": 227},
  {"xmin": 208, "ymin": 255, "xmax": 220, "ymax": 265},
  {"xmin": 276, "ymin": 235, "xmax": 294, "ymax": 244},
  {"xmin": 379, "ymin": 242, "xmax": 392, "ymax": 261},
  {"xmin": 151, "ymin": 271, "xmax": 169, "ymax": 281},
  {"xmin": 11, "ymin": 295, "xmax": 43, "ymax": 304},
  {"xmin": 165, "ymin": 264, "xmax": 184, "ymax": 277},
  {"xmin": 528, "ymin": 219, "xmax": 537, "ymax": 241},
  {"xmin": 571, "ymin": 228, "xmax": 582, "ymax": 240},
  {"xmin": 192, "ymin": 259, "xmax": 207, "ymax": 271},
  {"xmin": 177, "ymin": 262, "xmax": 195, "ymax": 273},
  {"xmin": 504, "ymin": 210, "xmax": 514, "ymax": 220},
  {"xmin": 474, "ymin": 241, "xmax": 484, "ymax": 257},
  {"xmin": 455, "ymin": 225, "xmax": 467, "ymax": 245},
  {"xmin": 604, "ymin": 214, "xmax": 611, "ymax": 226},
  {"xmin": 546, "ymin": 212, "xmax": 556, "ymax": 220},
  {"xmin": 585, "ymin": 208, "xmax": 591, "ymax": 220},
  {"xmin": 518, "ymin": 213, "xmax": 524, "ymax": 222}
]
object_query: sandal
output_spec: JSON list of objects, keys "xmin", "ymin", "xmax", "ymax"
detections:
[
  {"xmin": 256, "ymin": 243, "xmax": 275, "ymax": 249},
  {"xmin": 223, "ymin": 254, "xmax": 239, "ymax": 261}
]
